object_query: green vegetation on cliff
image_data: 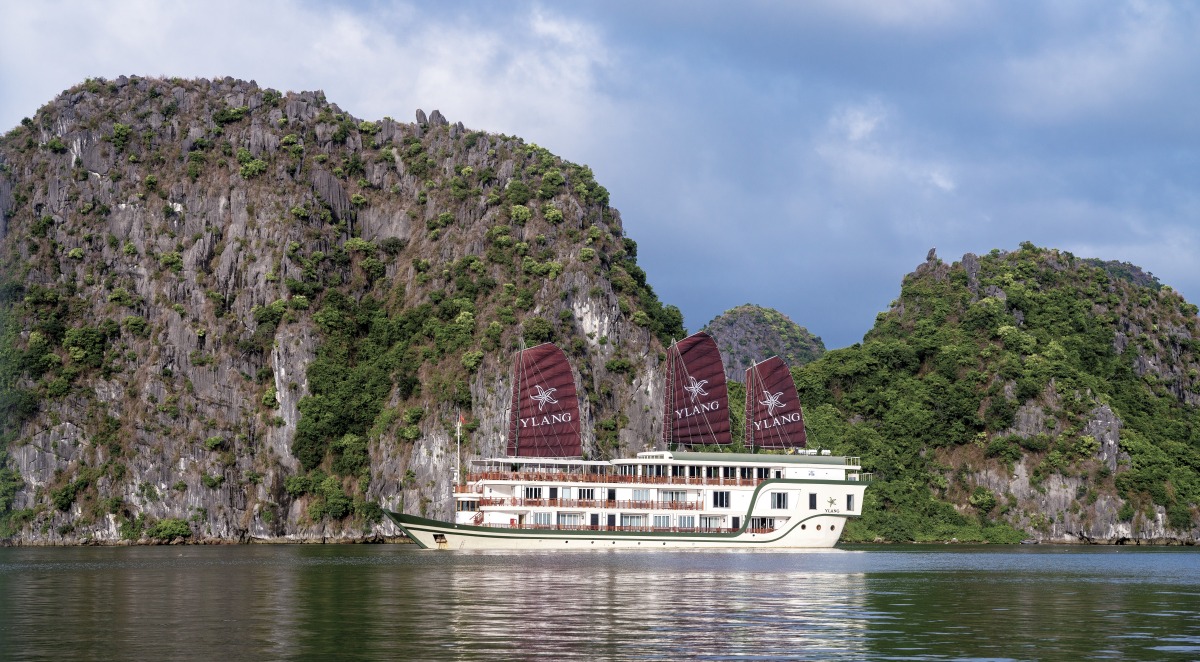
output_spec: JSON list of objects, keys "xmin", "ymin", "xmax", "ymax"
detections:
[
  {"xmin": 796, "ymin": 244, "xmax": 1199, "ymax": 542},
  {"xmin": 0, "ymin": 76, "xmax": 682, "ymax": 540},
  {"xmin": 703, "ymin": 304, "xmax": 824, "ymax": 381}
]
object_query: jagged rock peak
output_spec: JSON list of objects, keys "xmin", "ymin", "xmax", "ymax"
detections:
[{"xmin": 702, "ymin": 304, "xmax": 824, "ymax": 382}]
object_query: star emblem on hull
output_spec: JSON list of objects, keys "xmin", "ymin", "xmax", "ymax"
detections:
[{"xmin": 531, "ymin": 385, "xmax": 558, "ymax": 410}]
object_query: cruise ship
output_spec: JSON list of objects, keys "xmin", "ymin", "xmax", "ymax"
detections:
[{"xmin": 386, "ymin": 333, "xmax": 871, "ymax": 550}]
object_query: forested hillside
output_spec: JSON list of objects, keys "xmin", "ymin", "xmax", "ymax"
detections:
[
  {"xmin": 797, "ymin": 246, "xmax": 1200, "ymax": 543},
  {"xmin": 0, "ymin": 76, "xmax": 681, "ymax": 543}
]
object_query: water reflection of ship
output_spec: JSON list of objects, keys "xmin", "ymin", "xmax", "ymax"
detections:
[
  {"xmin": 432, "ymin": 557, "xmax": 870, "ymax": 658},
  {"xmin": 386, "ymin": 333, "xmax": 871, "ymax": 550}
]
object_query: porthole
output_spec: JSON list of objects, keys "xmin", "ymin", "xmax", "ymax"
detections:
[
  {"xmin": 830, "ymin": 525, "xmax": 836, "ymax": 531},
  {"xmin": 816, "ymin": 525, "xmax": 822, "ymax": 531},
  {"xmin": 800, "ymin": 524, "xmax": 806, "ymax": 530}
]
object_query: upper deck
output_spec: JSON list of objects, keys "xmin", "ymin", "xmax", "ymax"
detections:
[{"xmin": 460, "ymin": 450, "xmax": 870, "ymax": 492}]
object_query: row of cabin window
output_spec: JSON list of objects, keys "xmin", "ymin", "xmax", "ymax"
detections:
[
  {"xmin": 526, "ymin": 513, "xmax": 733, "ymax": 529},
  {"xmin": 514, "ymin": 487, "xmax": 852, "ymax": 512},
  {"xmin": 521, "ymin": 487, "xmax": 688, "ymax": 501},
  {"xmin": 617, "ymin": 465, "xmax": 782, "ymax": 479}
]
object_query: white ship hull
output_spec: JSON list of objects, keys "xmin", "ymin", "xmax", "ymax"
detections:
[{"xmin": 388, "ymin": 511, "xmax": 853, "ymax": 550}]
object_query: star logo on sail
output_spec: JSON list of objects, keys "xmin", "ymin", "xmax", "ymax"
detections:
[
  {"xmin": 759, "ymin": 390, "xmax": 786, "ymax": 416},
  {"xmin": 530, "ymin": 385, "xmax": 558, "ymax": 410},
  {"xmin": 683, "ymin": 376, "xmax": 709, "ymax": 402}
]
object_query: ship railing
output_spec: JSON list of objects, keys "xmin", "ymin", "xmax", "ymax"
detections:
[
  {"xmin": 847, "ymin": 472, "xmax": 874, "ymax": 483},
  {"xmin": 485, "ymin": 523, "xmax": 775, "ymax": 534},
  {"xmin": 478, "ymin": 497, "xmax": 702, "ymax": 511},
  {"xmin": 844, "ymin": 456, "xmax": 861, "ymax": 468},
  {"xmin": 465, "ymin": 471, "xmax": 760, "ymax": 488}
]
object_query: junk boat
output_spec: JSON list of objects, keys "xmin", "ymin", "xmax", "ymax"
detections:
[{"xmin": 386, "ymin": 333, "xmax": 871, "ymax": 550}]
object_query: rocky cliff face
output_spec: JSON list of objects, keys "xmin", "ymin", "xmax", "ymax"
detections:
[
  {"xmin": 864, "ymin": 247, "xmax": 1200, "ymax": 544},
  {"xmin": 0, "ymin": 76, "xmax": 682, "ymax": 544},
  {"xmin": 702, "ymin": 304, "xmax": 824, "ymax": 382}
]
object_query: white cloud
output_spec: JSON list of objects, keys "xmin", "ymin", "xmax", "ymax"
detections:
[
  {"xmin": 830, "ymin": 101, "xmax": 887, "ymax": 143},
  {"xmin": 0, "ymin": 0, "xmax": 619, "ymax": 155},
  {"xmin": 928, "ymin": 169, "xmax": 955, "ymax": 192},
  {"xmin": 816, "ymin": 101, "xmax": 959, "ymax": 207},
  {"xmin": 995, "ymin": 1, "xmax": 1191, "ymax": 123},
  {"xmin": 802, "ymin": 0, "xmax": 986, "ymax": 31}
]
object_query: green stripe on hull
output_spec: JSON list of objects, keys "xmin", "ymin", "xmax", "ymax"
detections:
[{"xmin": 386, "ymin": 511, "xmax": 852, "ymax": 547}]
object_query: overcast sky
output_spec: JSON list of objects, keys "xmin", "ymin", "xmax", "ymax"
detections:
[{"xmin": 3, "ymin": 0, "xmax": 1198, "ymax": 348}]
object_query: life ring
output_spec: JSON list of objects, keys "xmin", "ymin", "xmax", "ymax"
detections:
[{"xmin": 510, "ymin": 518, "xmax": 516, "ymax": 528}]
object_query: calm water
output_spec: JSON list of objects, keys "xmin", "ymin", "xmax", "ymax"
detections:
[{"xmin": 0, "ymin": 544, "xmax": 1198, "ymax": 661}]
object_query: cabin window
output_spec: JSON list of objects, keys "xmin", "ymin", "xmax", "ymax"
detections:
[
  {"xmin": 679, "ymin": 515, "xmax": 696, "ymax": 529},
  {"xmin": 632, "ymin": 489, "xmax": 651, "ymax": 502},
  {"xmin": 740, "ymin": 467, "xmax": 752, "ymax": 479},
  {"xmin": 671, "ymin": 465, "xmax": 684, "ymax": 477},
  {"xmin": 559, "ymin": 487, "xmax": 571, "ymax": 500},
  {"xmin": 756, "ymin": 468, "xmax": 769, "ymax": 479},
  {"xmin": 847, "ymin": 494, "xmax": 855, "ymax": 512},
  {"xmin": 525, "ymin": 487, "xmax": 542, "ymax": 500},
  {"xmin": 712, "ymin": 491, "xmax": 730, "ymax": 508},
  {"xmin": 660, "ymin": 490, "xmax": 687, "ymax": 504},
  {"xmin": 531, "ymin": 512, "xmax": 552, "ymax": 526},
  {"xmin": 548, "ymin": 487, "xmax": 558, "ymax": 500},
  {"xmin": 457, "ymin": 500, "xmax": 479, "ymax": 512},
  {"xmin": 771, "ymin": 492, "xmax": 788, "ymax": 509},
  {"xmin": 621, "ymin": 514, "xmax": 647, "ymax": 528},
  {"xmin": 809, "ymin": 493, "xmax": 818, "ymax": 510},
  {"xmin": 722, "ymin": 466, "xmax": 736, "ymax": 479},
  {"xmin": 647, "ymin": 465, "xmax": 664, "ymax": 477},
  {"xmin": 750, "ymin": 517, "xmax": 775, "ymax": 530},
  {"xmin": 557, "ymin": 513, "xmax": 583, "ymax": 527},
  {"xmin": 689, "ymin": 466, "xmax": 700, "ymax": 478},
  {"xmin": 705, "ymin": 466, "xmax": 717, "ymax": 479},
  {"xmin": 653, "ymin": 515, "xmax": 671, "ymax": 529},
  {"xmin": 700, "ymin": 516, "xmax": 722, "ymax": 530},
  {"xmin": 578, "ymin": 488, "xmax": 595, "ymax": 500}
]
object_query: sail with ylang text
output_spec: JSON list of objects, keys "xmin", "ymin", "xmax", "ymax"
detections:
[
  {"xmin": 663, "ymin": 332, "xmax": 732, "ymax": 447},
  {"xmin": 744, "ymin": 356, "xmax": 806, "ymax": 450},
  {"xmin": 507, "ymin": 343, "xmax": 582, "ymax": 457}
]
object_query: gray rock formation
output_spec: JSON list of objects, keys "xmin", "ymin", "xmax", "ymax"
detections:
[{"xmin": 0, "ymin": 77, "xmax": 674, "ymax": 545}]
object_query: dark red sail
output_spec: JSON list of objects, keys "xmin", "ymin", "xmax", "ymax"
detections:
[
  {"xmin": 507, "ymin": 343, "xmax": 582, "ymax": 457},
  {"xmin": 744, "ymin": 356, "xmax": 807, "ymax": 450},
  {"xmin": 663, "ymin": 332, "xmax": 732, "ymax": 447}
]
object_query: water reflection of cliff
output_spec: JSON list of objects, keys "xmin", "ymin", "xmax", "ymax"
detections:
[{"xmin": 858, "ymin": 553, "xmax": 1200, "ymax": 660}]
